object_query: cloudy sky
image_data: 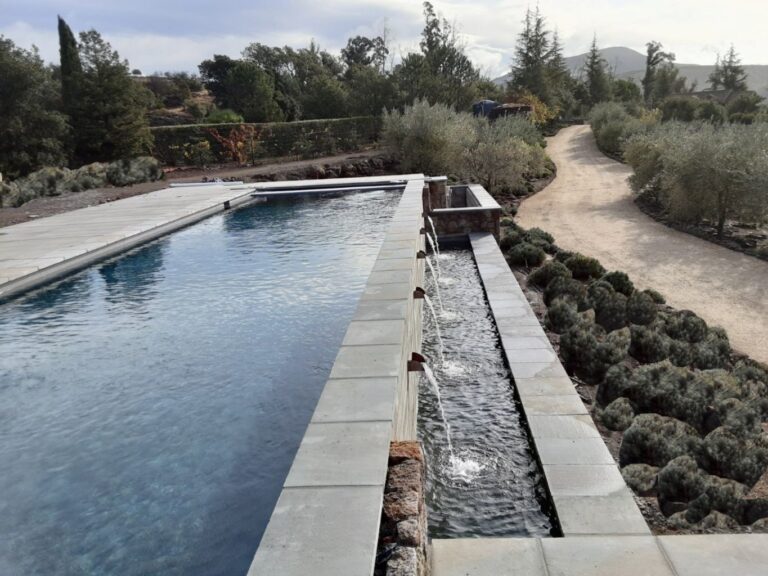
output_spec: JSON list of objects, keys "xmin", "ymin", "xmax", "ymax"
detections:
[{"xmin": 3, "ymin": 0, "xmax": 766, "ymax": 77}]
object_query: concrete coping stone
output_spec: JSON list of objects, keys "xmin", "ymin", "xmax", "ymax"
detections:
[{"xmin": 468, "ymin": 232, "xmax": 648, "ymax": 538}]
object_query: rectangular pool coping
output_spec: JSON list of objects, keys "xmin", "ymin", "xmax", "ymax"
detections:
[
  {"xmin": 247, "ymin": 178, "xmax": 426, "ymax": 575},
  {"xmin": 468, "ymin": 232, "xmax": 649, "ymax": 537}
]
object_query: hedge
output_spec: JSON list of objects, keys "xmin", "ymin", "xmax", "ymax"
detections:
[{"xmin": 150, "ymin": 116, "xmax": 382, "ymax": 166}]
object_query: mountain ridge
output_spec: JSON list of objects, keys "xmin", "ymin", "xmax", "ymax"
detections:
[{"xmin": 493, "ymin": 46, "xmax": 768, "ymax": 98}]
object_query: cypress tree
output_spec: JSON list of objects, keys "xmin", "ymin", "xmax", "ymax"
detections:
[{"xmin": 58, "ymin": 16, "xmax": 82, "ymax": 115}]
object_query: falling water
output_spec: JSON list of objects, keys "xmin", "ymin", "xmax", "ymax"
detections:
[
  {"xmin": 425, "ymin": 234, "xmax": 442, "ymax": 278},
  {"xmin": 422, "ymin": 295, "xmax": 445, "ymax": 365},
  {"xmin": 422, "ymin": 364, "xmax": 454, "ymax": 458},
  {"xmin": 424, "ymin": 258, "xmax": 445, "ymax": 312},
  {"xmin": 426, "ymin": 216, "xmax": 440, "ymax": 256}
]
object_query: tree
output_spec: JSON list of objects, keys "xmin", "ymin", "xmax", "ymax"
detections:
[
  {"xmin": 651, "ymin": 63, "xmax": 691, "ymax": 103},
  {"xmin": 0, "ymin": 37, "xmax": 68, "ymax": 178},
  {"xmin": 222, "ymin": 60, "xmax": 282, "ymax": 122},
  {"xmin": 510, "ymin": 7, "xmax": 551, "ymax": 103},
  {"xmin": 612, "ymin": 78, "xmax": 642, "ymax": 104},
  {"xmin": 642, "ymin": 41, "xmax": 675, "ymax": 106},
  {"xmin": 394, "ymin": 2, "xmax": 480, "ymax": 110},
  {"xmin": 341, "ymin": 36, "xmax": 388, "ymax": 72},
  {"xmin": 583, "ymin": 36, "xmax": 612, "ymax": 106},
  {"xmin": 199, "ymin": 54, "xmax": 237, "ymax": 106},
  {"xmin": 709, "ymin": 46, "xmax": 748, "ymax": 91},
  {"xmin": 58, "ymin": 16, "xmax": 82, "ymax": 118},
  {"xmin": 68, "ymin": 30, "xmax": 152, "ymax": 163}
]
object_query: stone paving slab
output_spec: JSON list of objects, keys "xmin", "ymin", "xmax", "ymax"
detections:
[
  {"xmin": 540, "ymin": 536, "xmax": 673, "ymax": 576},
  {"xmin": 284, "ymin": 421, "xmax": 392, "ymax": 488},
  {"xmin": 247, "ymin": 486, "xmax": 383, "ymax": 576},
  {"xmin": 433, "ymin": 534, "xmax": 768, "ymax": 576},
  {"xmin": 312, "ymin": 378, "xmax": 397, "ymax": 423},
  {"xmin": 552, "ymin": 493, "xmax": 651, "ymax": 535},
  {"xmin": 432, "ymin": 538, "xmax": 547, "ymax": 576},
  {"xmin": 658, "ymin": 534, "xmax": 768, "ymax": 576}
]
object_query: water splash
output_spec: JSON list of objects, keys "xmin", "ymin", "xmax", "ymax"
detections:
[
  {"xmin": 422, "ymin": 364, "xmax": 454, "ymax": 458},
  {"xmin": 422, "ymin": 296, "xmax": 446, "ymax": 365}
]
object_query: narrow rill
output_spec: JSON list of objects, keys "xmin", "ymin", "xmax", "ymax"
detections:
[{"xmin": 418, "ymin": 248, "xmax": 555, "ymax": 538}]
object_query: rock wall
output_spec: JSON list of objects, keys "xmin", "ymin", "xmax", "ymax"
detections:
[
  {"xmin": 250, "ymin": 156, "xmax": 399, "ymax": 183},
  {"xmin": 376, "ymin": 442, "xmax": 429, "ymax": 576}
]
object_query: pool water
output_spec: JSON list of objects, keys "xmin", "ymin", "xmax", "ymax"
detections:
[
  {"xmin": 419, "ymin": 249, "xmax": 555, "ymax": 538},
  {"xmin": 0, "ymin": 190, "xmax": 400, "ymax": 575}
]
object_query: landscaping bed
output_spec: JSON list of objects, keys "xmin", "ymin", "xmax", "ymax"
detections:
[
  {"xmin": 635, "ymin": 192, "xmax": 768, "ymax": 263},
  {"xmin": 498, "ymin": 219, "xmax": 768, "ymax": 535}
]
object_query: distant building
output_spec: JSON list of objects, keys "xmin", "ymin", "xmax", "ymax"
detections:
[
  {"xmin": 688, "ymin": 89, "xmax": 755, "ymax": 107},
  {"xmin": 472, "ymin": 100, "xmax": 533, "ymax": 120}
]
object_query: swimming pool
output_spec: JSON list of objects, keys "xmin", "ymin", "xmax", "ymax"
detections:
[{"xmin": 0, "ymin": 190, "xmax": 401, "ymax": 575}]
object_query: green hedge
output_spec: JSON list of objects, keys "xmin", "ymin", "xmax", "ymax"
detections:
[{"xmin": 150, "ymin": 116, "xmax": 382, "ymax": 166}]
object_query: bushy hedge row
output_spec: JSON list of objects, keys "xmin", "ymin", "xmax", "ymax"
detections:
[
  {"xmin": 151, "ymin": 116, "xmax": 382, "ymax": 166},
  {"xmin": 624, "ymin": 123, "xmax": 768, "ymax": 236},
  {"xmin": 0, "ymin": 157, "xmax": 163, "ymax": 208},
  {"xmin": 382, "ymin": 100, "xmax": 551, "ymax": 194},
  {"xmin": 588, "ymin": 102, "xmax": 659, "ymax": 158},
  {"xmin": 499, "ymin": 222, "xmax": 768, "ymax": 530}
]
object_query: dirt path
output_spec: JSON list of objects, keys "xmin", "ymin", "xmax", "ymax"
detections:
[
  {"xmin": 517, "ymin": 124, "xmax": 768, "ymax": 365},
  {"xmin": 0, "ymin": 150, "xmax": 383, "ymax": 228}
]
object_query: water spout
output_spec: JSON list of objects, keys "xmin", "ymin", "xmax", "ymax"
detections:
[
  {"xmin": 423, "ymin": 364, "xmax": 454, "ymax": 458},
  {"xmin": 427, "ymin": 215, "xmax": 440, "ymax": 251},
  {"xmin": 425, "ymin": 234, "xmax": 442, "ymax": 278},
  {"xmin": 423, "ymin": 295, "xmax": 445, "ymax": 365},
  {"xmin": 424, "ymin": 258, "xmax": 445, "ymax": 312}
]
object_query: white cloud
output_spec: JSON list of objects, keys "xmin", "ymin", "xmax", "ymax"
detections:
[{"xmin": 3, "ymin": 1, "xmax": 767, "ymax": 77}]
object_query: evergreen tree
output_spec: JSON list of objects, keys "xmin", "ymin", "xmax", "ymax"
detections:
[
  {"xmin": 0, "ymin": 37, "xmax": 68, "ymax": 178},
  {"xmin": 642, "ymin": 41, "xmax": 675, "ymax": 106},
  {"xmin": 57, "ymin": 16, "xmax": 81, "ymax": 117},
  {"xmin": 709, "ymin": 45, "xmax": 747, "ymax": 91},
  {"xmin": 71, "ymin": 30, "xmax": 152, "ymax": 163},
  {"xmin": 510, "ymin": 7, "xmax": 551, "ymax": 102},
  {"xmin": 583, "ymin": 36, "xmax": 611, "ymax": 106},
  {"xmin": 545, "ymin": 31, "xmax": 572, "ymax": 109}
]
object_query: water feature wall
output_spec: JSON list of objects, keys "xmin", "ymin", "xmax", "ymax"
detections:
[
  {"xmin": 418, "ymin": 246, "xmax": 555, "ymax": 538},
  {"xmin": 424, "ymin": 181, "xmax": 501, "ymax": 242}
]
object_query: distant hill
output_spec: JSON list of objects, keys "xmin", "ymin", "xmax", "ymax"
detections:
[{"xmin": 493, "ymin": 46, "xmax": 768, "ymax": 99}]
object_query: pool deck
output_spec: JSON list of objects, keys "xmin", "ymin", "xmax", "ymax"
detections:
[{"xmin": 0, "ymin": 175, "xmax": 420, "ymax": 302}]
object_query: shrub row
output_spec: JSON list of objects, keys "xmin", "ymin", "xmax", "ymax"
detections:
[
  {"xmin": 382, "ymin": 100, "xmax": 551, "ymax": 195},
  {"xmin": 623, "ymin": 122, "xmax": 768, "ymax": 237},
  {"xmin": 0, "ymin": 157, "xmax": 163, "ymax": 208},
  {"xmin": 151, "ymin": 116, "xmax": 382, "ymax": 166},
  {"xmin": 500, "ymin": 222, "xmax": 768, "ymax": 529}
]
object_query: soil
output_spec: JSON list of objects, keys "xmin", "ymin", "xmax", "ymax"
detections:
[
  {"xmin": 517, "ymin": 124, "xmax": 768, "ymax": 366},
  {"xmin": 0, "ymin": 149, "xmax": 387, "ymax": 229},
  {"xmin": 634, "ymin": 193, "xmax": 768, "ymax": 263}
]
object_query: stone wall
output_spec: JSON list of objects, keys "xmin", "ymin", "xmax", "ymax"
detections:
[
  {"xmin": 376, "ymin": 442, "xmax": 429, "ymax": 576},
  {"xmin": 426, "ymin": 184, "xmax": 501, "ymax": 242}
]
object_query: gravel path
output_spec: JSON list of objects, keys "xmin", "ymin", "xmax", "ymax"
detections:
[{"xmin": 517, "ymin": 124, "xmax": 768, "ymax": 365}]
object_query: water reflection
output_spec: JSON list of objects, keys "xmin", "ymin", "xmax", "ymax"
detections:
[{"xmin": 0, "ymin": 190, "xmax": 401, "ymax": 576}]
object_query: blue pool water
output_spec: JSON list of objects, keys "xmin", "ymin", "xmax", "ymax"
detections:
[{"xmin": 0, "ymin": 190, "xmax": 401, "ymax": 575}]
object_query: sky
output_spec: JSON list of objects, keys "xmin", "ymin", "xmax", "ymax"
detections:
[{"xmin": 2, "ymin": 0, "xmax": 767, "ymax": 77}]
